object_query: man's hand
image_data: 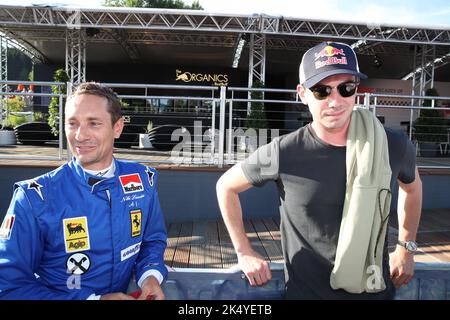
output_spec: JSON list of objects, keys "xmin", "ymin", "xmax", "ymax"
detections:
[
  {"xmin": 100, "ymin": 292, "xmax": 136, "ymax": 300},
  {"xmin": 389, "ymin": 246, "xmax": 415, "ymax": 288},
  {"xmin": 138, "ymin": 276, "xmax": 165, "ymax": 300},
  {"xmin": 238, "ymin": 250, "xmax": 272, "ymax": 287}
]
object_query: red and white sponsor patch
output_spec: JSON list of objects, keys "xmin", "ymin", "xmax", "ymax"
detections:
[
  {"xmin": 119, "ymin": 173, "xmax": 144, "ymax": 194},
  {"xmin": 0, "ymin": 213, "xmax": 16, "ymax": 240}
]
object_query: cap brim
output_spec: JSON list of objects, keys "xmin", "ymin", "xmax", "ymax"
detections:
[{"xmin": 303, "ymin": 69, "xmax": 367, "ymax": 89}]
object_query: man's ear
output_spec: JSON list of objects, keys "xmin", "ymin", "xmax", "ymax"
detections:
[
  {"xmin": 297, "ymin": 84, "xmax": 308, "ymax": 105},
  {"xmin": 113, "ymin": 117, "xmax": 124, "ymax": 139}
]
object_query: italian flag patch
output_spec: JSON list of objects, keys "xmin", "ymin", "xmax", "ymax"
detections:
[{"xmin": 0, "ymin": 213, "xmax": 16, "ymax": 240}]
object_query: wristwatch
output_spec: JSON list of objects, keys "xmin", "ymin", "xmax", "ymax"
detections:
[{"xmin": 397, "ymin": 240, "xmax": 418, "ymax": 253}]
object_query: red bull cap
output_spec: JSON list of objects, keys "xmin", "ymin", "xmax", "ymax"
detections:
[{"xmin": 299, "ymin": 41, "xmax": 367, "ymax": 88}]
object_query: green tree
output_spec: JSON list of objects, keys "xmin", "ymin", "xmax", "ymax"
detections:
[
  {"xmin": 103, "ymin": 0, "xmax": 203, "ymax": 9},
  {"xmin": 245, "ymin": 80, "xmax": 268, "ymax": 130},
  {"xmin": 28, "ymin": 63, "xmax": 34, "ymax": 81},
  {"xmin": 47, "ymin": 69, "xmax": 69, "ymax": 136},
  {"xmin": 413, "ymin": 88, "xmax": 448, "ymax": 143},
  {"xmin": 1, "ymin": 97, "xmax": 26, "ymax": 129},
  {"xmin": 103, "ymin": 0, "xmax": 145, "ymax": 6}
]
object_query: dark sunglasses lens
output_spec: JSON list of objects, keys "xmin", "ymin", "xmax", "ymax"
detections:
[
  {"xmin": 338, "ymin": 82, "xmax": 357, "ymax": 97},
  {"xmin": 311, "ymin": 86, "xmax": 331, "ymax": 100}
]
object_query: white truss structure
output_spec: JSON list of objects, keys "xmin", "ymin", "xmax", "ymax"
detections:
[
  {"xmin": 66, "ymin": 29, "xmax": 86, "ymax": 84},
  {"xmin": 0, "ymin": 35, "xmax": 7, "ymax": 92},
  {"xmin": 0, "ymin": 35, "xmax": 7, "ymax": 121},
  {"xmin": 0, "ymin": 7, "xmax": 448, "ymax": 44},
  {"xmin": 0, "ymin": 31, "xmax": 47, "ymax": 63},
  {"xmin": 410, "ymin": 45, "xmax": 436, "ymax": 105},
  {"xmin": 0, "ymin": 6, "xmax": 449, "ymax": 87},
  {"xmin": 247, "ymin": 33, "xmax": 266, "ymax": 114},
  {"xmin": 107, "ymin": 29, "xmax": 141, "ymax": 61}
]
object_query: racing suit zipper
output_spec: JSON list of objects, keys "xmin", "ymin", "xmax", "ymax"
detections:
[
  {"xmin": 105, "ymin": 189, "xmax": 112, "ymax": 209},
  {"xmin": 105, "ymin": 188, "xmax": 115, "ymax": 289}
]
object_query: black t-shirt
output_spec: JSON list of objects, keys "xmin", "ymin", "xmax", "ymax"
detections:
[{"xmin": 241, "ymin": 124, "xmax": 416, "ymax": 299}]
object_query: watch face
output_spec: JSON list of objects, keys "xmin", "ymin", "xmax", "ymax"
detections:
[{"xmin": 406, "ymin": 242, "xmax": 418, "ymax": 252}]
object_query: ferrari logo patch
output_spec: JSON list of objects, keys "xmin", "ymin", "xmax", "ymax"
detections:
[
  {"xmin": 130, "ymin": 209, "xmax": 142, "ymax": 237},
  {"xmin": 63, "ymin": 216, "xmax": 90, "ymax": 253}
]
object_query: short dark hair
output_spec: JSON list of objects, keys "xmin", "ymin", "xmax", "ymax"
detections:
[{"xmin": 66, "ymin": 82, "xmax": 122, "ymax": 125}]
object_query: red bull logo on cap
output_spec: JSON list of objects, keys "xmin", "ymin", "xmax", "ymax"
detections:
[{"xmin": 314, "ymin": 45, "xmax": 348, "ymax": 69}]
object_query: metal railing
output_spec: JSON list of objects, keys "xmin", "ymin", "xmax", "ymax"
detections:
[
  {"xmin": 0, "ymin": 80, "xmax": 65, "ymax": 160},
  {"xmin": 103, "ymin": 82, "xmax": 220, "ymax": 165},
  {"xmin": 0, "ymin": 80, "xmax": 449, "ymax": 169}
]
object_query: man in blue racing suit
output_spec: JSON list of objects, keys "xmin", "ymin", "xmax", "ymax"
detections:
[{"xmin": 0, "ymin": 82, "xmax": 167, "ymax": 300}]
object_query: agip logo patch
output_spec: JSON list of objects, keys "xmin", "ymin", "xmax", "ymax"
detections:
[
  {"xmin": 63, "ymin": 217, "xmax": 90, "ymax": 253},
  {"xmin": 130, "ymin": 209, "xmax": 142, "ymax": 237},
  {"xmin": 119, "ymin": 173, "xmax": 144, "ymax": 194}
]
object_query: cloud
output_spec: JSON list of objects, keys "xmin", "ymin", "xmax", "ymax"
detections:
[{"xmin": 198, "ymin": 0, "xmax": 450, "ymax": 27}]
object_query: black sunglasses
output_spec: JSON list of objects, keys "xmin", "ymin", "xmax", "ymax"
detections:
[{"xmin": 309, "ymin": 81, "xmax": 359, "ymax": 100}]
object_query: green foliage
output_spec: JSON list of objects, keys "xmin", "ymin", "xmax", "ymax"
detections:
[
  {"xmin": 103, "ymin": 0, "xmax": 145, "ymax": 6},
  {"xmin": 28, "ymin": 64, "xmax": 34, "ymax": 81},
  {"xmin": 33, "ymin": 112, "xmax": 45, "ymax": 122},
  {"xmin": 120, "ymin": 99, "xmax": 130, "ymax": 108},
  {"xmin": 102, "ymin": 0, "xmax": 203, "ymax": 9},
  {"xmin": 245, "ymin": 80, "xmax": 267, "ymax": 130},
  {"xmin": 1, "ymin": 97, "xmax": 27, "ymax": 128},
  {"xmin": 146, "ymin": 120, "xmax": 153, "ymax": 133},
  {"xmin": 413, "ymin": 88, "xmax": 448, "ymax": 143},
  {"xmin": 190, "ymin": 1, "xmax": 202, "ymax": 9},
  {"xmin": 47, "ymin": 69, "xmax": 69, "ymax": 136}
]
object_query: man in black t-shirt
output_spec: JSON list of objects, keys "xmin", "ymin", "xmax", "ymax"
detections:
[{"xmin": 216, "ymin": 41, "xmax": 422, "ymax": 299}]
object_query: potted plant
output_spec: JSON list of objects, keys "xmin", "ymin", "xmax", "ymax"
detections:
[
  {"xmin": 413, "ymin": 88, "xmax": 448, "ymax": 157},
  {"xmin": 139, "ymin": 120, "xmax": 153, "ymax": 149},
  {"xmin": 0, "ymin": 96, "xmax": 27, "ymax": 145},
  {"xmin": 47, "ymin": 68, "xmax": 69, "ymax": 137},
  {"xmin": 0, "ymin": 120, "xmax": 17, "ymax": 145}
]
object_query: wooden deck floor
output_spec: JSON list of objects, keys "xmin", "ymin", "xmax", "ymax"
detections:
[
  {"xmin": 165, "ymin": 217, "xmax": 283, "ymax": 269},
  {"xmin": 393, "ymin": 208, "xmax": 450, "ymax": 263},
  {"xmin": 166, "ymin": 208, "xmax": 450, "ymax": 268}
]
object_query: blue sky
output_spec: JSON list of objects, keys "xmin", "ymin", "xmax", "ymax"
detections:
[{"xmin": 1, "ymin": 0, "xmax": 449, "ymax": 27}]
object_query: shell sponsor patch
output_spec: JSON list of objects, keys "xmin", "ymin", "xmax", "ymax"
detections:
[
  {"xmin": 63, "ymin": 216, "xmax": 90, "ymax": 253},
  {"xmin": 119, "ymin": 173, "xmax": 144, "ymax": 194},
  {"xmin": 130, "ymin": 209, "xmax": 142, "ymax": 237},
  {"xmin": 0, "ymin": 213, "xmax": 15, "ymax": 240}
]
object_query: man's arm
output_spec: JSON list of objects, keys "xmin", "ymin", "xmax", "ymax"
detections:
[
  {"xmin": 390, "ymin": 167, "xmax": 422, "ymax": 288},
  {"xmin": 135, "ymin": 169, "xmax": 167, "ymax": 299},
  {"xmin": 216, "ymin": 163, "xmax": 272, "ymax": 286},
  {"xmin": 0, "ymin": 187, "xmax": 97, "ymax": 300}
]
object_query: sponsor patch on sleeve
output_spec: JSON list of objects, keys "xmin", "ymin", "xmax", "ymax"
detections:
[
  {"xmin": 63, "ymin": 216, "xmax": 90, "ymax": 253},
  {"xmin": 27, "ymin": 180, "xmax": 44, "ymax": 200},
  {"xmin": 121, "ymin": 242, "xmax": 142, "ymax": 261},
  {"xmin": 146, "ymin": 168, "xmax": 155, "ymax": 187},
  {"xmin": 0, "ymin": 213, "xmax": 15, "ymax": 240}
]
